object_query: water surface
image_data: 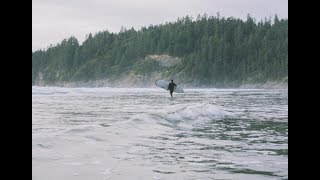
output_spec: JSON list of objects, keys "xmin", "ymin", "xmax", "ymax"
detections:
[{"xmin": 32, "ymin": 87, "xmax": 288, "ymax": 180}]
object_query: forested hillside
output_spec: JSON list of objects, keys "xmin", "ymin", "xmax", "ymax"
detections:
[{"xmin": 32, "ymin": 14, "xmax": 288, "ymax": 87}]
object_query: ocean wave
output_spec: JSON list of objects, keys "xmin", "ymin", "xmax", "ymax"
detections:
[
  {"xmin": 32, "ymin": 86, "xmax": 164, "ymax": 96},
  {"xmin": 166, "ymin": 103, "xmax": 230, "ymax": 121}
]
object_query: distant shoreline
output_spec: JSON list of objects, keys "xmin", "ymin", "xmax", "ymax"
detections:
[{"xmin": 32, "ymin": 80, "xmax": 288, "ymax": 89}]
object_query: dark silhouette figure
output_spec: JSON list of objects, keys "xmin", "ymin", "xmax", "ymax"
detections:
[{"xmin": 167, "ymin": 80, "xmax": 177, "ymax": 97}]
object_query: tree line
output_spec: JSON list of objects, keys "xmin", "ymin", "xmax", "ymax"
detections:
[{"xmin": 32, "ymin": 13, "xmax": 288, "ymax": 86}]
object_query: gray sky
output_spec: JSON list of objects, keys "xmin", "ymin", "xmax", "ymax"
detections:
[{"xmin": 32, "ymin": 0, "xmax": 288, "ymax": 51}]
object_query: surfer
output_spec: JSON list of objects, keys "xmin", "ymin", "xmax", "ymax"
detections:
[{"xmin": 167, "ymin": 80, "xmax": 177, "ymax": 97}]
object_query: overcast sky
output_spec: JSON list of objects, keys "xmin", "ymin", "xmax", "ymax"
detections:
[{"xmin": 32, "ymin": 0, "xmax": 288, "ymax": 51}]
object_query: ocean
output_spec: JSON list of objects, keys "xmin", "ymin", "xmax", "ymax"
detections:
[{"xmin": 32, "ymin": 86, "xmax": 288, "ymax": 180}]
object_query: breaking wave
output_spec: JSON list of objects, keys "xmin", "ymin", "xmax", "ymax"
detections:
[{"xmin": 166, "ymin": 103, "xmax": 230, "ymax": 121}]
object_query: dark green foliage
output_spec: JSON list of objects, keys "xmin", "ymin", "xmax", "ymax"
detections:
[{"xmin": 32, "ymin": 14, "xmax": 288, "ymax": 86}]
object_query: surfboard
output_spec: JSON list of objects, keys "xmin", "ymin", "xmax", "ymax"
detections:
[{"xmin": 155, "ymin": 79, "xmax": 184, "ymax": 93}]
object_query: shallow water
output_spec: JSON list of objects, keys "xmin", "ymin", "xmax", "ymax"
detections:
[{"xmin": 32, "ymin": 87, "xmax": 288, "ymax": 180}]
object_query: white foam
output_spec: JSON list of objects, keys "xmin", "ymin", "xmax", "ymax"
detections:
[
  {"xmin": 32, "ymin": 86, "xmax": 164, "ymax": 96},
  {"xmin": 167, "ymin": 103, "xmax": 229, "ymax": 121}
]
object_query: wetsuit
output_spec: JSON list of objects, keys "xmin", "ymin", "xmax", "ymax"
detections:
[{"xmin": 168, "ymin": 82, "xmax": 177, "ymax": 97}]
